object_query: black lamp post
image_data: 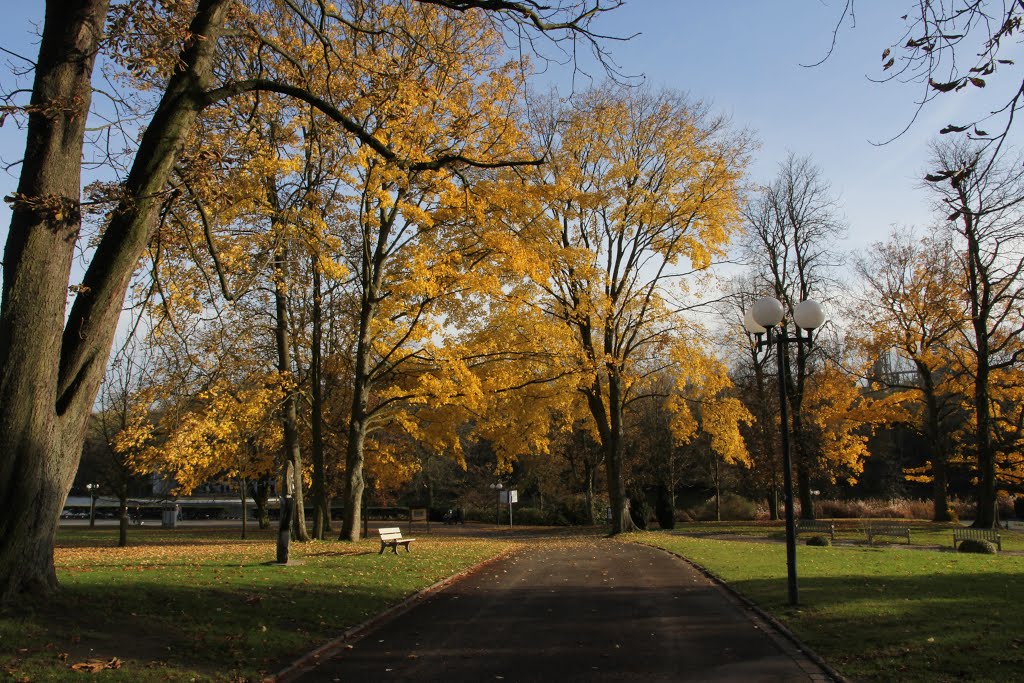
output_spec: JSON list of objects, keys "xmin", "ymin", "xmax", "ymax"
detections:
[
  {"xmin": 744, "ymin": 296, "xmax": 825, "ymax": 606},
  {"xmin": 86, "ymin": 483, "xmax": 99, "ymax": 527},
  {"xmin": 489, "ymin": 482, "xmax": 503, "ymax": 526}
]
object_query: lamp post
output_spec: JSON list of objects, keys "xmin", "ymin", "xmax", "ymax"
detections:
[
  {"xmin": 86, "ymin": 483, "xmax": 99, "ymax": 527},
  {"xmin": 744, "ymin": 296, "xmax": 825, "ymax": 606},
  {"xmin": 489, "ymin": 482, "xmax": 503, "ymax": 526}
]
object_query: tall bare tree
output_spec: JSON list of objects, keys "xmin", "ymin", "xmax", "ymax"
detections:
[
  {"xmin": 927, "ymin": 139, "xmax": 1024, "ymax": 528},
  {"xmin": 742, "ymin": 153, "xmax": 845, "ymax": 520}
]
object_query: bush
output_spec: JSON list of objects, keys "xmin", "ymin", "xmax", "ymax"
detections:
[
  {"xmin": 805, "ymin": 535, "xmax": 831, "ymax": 547},
  {"xmin": 957, "ymin": 538, "xmax": 997, "ymax": 554},
  {"xmin": 655, "ymin": 488, "xmax": 675, "ymax": 530},
  {"xmin": 689, "ymin": 493, "xmax": 757, "ymax": 522},
  {"xmin": 509, "ymin": 506, "xmax": 551, "ymax": 526}
]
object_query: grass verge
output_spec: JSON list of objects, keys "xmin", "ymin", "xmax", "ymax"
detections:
[
  {"xmin": 634, "ymin": 531, "xmax": 1024, "ymax": 682},
  {"xmin": 1, "ymin": 527, "xmax": 512, "ymax": 682},
  {"xmin": 668, "ymin": 519, "xmax": 1024, "ymax": 551}
]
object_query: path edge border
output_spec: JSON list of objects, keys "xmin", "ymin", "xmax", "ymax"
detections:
[
  {"xmin": 645, "ymin": 542, "xmax": 850, "ymax": 683},
  {"xmin": 267, "ymin": 545, "xmax": 518, "ymax": 683}
]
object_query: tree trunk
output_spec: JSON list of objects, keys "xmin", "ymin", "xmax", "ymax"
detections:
[
  {"xmin": 583, "ymin": 459, "xmax": 596, "ymax": 526},
  {"xmin": 601, "ymin": 375, "xmax": 636, "ymax": 534},
  {"xmin": 240, "ymin": 476, "xmax": 248, "ymax": 540},
  {"xmin": 713, "ymin": 454, "xmax": 721, "ymax": 522},
  {"xmin": 117, "ymin": 493, "xmax": 128, "ymax": 548},
  {"xmin": 339, "ymin": 243, "xmax": 380, "ymax": 542},
  {"xmin": 974, "ymin": 363, "xmax": 997, "ymax": 527},
  {"xmin": 310, "ymin": 262, "xmax": 331, "ymax": 539},
  {"xmin": 252, "ymin": 478, "xmax": 271, "ymax": 530},
  {"xmin": 271, "ymin": 230, "xmax": 309, "ymax": 544},
  {"xmin": 796, "ymin": 462, "xmax": 815, "ymax": 521},
  {"xmin": 0, "ymin": 0, "xmax": 230, "ymax": 606},
  {"xmin": 339, "ymin": 412, "xmax": 368, "ymax": 541}
]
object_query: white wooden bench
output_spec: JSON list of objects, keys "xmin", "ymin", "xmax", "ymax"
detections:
[
  {"xmin": 953, "ymin": 527, "xmax": 1002, "ymax": 551},
  {"xmin": 378, "ymin": 526, "xmax": 415, "ymax": 554}
]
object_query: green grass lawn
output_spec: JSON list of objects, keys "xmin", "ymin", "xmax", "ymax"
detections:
[
  {"xmin": 669, "ymin": 519, "xmax": 1024, "ymax": 551},
  {"xmin": 1, "ymin": 526, "xmax": 512, "ymax": 682},
  {"xmin": 634, "ymin": 530, "xmax": 1024, "ymax": 682}
]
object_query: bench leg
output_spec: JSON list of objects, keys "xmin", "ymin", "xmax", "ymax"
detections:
[{"xmin": 379, "ymin": 542, "xmax": 386, "ymax": 555}]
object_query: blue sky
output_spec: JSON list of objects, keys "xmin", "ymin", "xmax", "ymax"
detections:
[{"xmin": 1, "ymin": 2, "xmax": 1013, "ymax": 258}]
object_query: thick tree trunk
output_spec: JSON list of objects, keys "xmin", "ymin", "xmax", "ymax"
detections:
[
  {"xmin": 601, "ymin": 375, "xmax": 636, "ymax": 535},
  {"xmin": 339, "ymin": 420, "xmax": 367, "ymax": 542},
  {"xmin": 340, "ymin": 240, "xmax": 381, "ymax": 542},
  {"xmin": 272, "ymin": 242, "xmax": 309, "ymax": 544},
  {"xmin": 0, "ymin": 0, "xmax": 229, "ymax": 605},
  {"xmin": 0, "ymin": 0, "xmax": 108, "ymax": 606},
  {"xmin": 974, "ymin": 363, "xmax": 997, "ymax": 528}
]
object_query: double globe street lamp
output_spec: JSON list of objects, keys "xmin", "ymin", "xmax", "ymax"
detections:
[{"xmin": 743, "ymin": 296, "xmax": 826, "ymax": 606}]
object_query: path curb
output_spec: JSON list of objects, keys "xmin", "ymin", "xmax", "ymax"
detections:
[
  {"xmin": 268, "ymin": 545, "xmax": 518, "ymax": 683},
  {"xmin": 645, "ymin": 543, "xmax": 850, "ymax": 683}
]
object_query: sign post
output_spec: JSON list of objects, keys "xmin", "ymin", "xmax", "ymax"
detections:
[{"xmin": 500, "ymin": 490, "xmax": 518, "ymax": 528}]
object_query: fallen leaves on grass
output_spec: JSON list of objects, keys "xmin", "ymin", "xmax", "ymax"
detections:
[{"xmin": 70, "ymin": 657, "xmax": 122, "ymax": 673}]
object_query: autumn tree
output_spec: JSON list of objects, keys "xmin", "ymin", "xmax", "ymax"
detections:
[
  {"xmin": 668, "ymin": 355, "xmax": 753, "ymax": 523},
  {"xmin": 741, "ymin": 153, "xmax": 844, "ymax": 520},
  {"xmin": 853, "ymin": 229, "xmax": 967, "ymax": 520},
  {"xmin": 490, "ymin": 85, "xmax": 750, "ymax": 534},
  {"xmin": 0, "ymin": 0, "xmax": 620, "ymax": 603}
]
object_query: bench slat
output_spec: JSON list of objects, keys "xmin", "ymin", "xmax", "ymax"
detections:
[
  {"xmin": 953, "ymin": 527, "xmax": 1001, "ymax": 550},
  {"xmin": 378, "ymin": 527, "xmax": 415, "ymax": 554}
]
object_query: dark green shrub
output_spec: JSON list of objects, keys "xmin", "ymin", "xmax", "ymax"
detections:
[
  {"xmin": 655, "ymin": 487, "xmax": 675, "ymax": 530},
  {"xmin": 957, "ymin": 539, "xmax": 997, "ymax": 554},
  {"xmin": 805, "ymin": 535, "xmax": 831, "ymax": 547},
  {"xmin": 690, "ymin": 493, "xmax": 757, "ymax": 521},
  {"xmin": 1015, "ymin": 495, "xmax": 1024, "ymax": 519},
  {"xmin": 509, "ymin": 506, "xmax": 551, "ymax": 526}
]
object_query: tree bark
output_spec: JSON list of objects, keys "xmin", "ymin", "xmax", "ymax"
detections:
[
  {"xmin": 0, "ymin": 0, "xmax": 231, "ymax": 605},
  {"xmin": 310, "ymin": 261, "xmax": 331, "ymax": 539},
  {"xmin": 338, "ymin": 303, "xmax": 372, "ymax": 541},
  {"xmin": 272, "ymin": 240, "xmax": 309, "ymax": 544}
]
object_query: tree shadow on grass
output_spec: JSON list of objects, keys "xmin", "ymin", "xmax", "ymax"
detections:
[{"xmin": 730, "ymin": 570, "xmax": 1024, "ymax": 682}]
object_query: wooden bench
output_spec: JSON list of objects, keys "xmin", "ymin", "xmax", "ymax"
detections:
[
  {"xmin": 796, "ymin": 520, "xmax": 835, "ymax": 541},
  {"xmin": 953, "ymin": 527, "xmax": 1002, "ymax": 551},
  {"xmin": 865, "ymin": 522, "xmax": 911, "ymax": 545},
  {"xmin": 378, "ymin": 527, "xmax": 415, "ymax": 554}
]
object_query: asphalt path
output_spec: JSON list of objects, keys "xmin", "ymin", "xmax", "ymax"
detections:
[{"xmin": 283, "ymin": 535, "xmax": 833, "ymax": 682}]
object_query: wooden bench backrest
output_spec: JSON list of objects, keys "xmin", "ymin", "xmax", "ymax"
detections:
[
  {"xmin": 379, "ymin": 527, "xmax": 404, "ymax": 541},
  {"xmin": 955, "ymin": 528, "xmax": 999, "ymax": 538}
]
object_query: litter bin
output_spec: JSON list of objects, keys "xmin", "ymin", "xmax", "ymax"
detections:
[{"xmin": 161, "ymin": 504, "xmax": 179, "ymax": 528}]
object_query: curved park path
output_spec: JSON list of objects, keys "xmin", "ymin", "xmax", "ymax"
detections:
[{"xmin": 279, "ymin": 532, "xmax": 834, "ymax": 682}]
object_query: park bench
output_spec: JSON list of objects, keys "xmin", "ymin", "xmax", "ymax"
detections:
[
  {"xmin": 795, "ymin": 520, "xmax": 835, "ymax": 541},
  {"xmin": 953, "ymin": 527, "xmax": 1002, "ymax": 551},
  {"xmin": 865, "ymin": 522, "xmax": 911, "ymax": 545},
  {"xmin": 378, "ymin": 526, "xmax": 415, "ymax": 554}
]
